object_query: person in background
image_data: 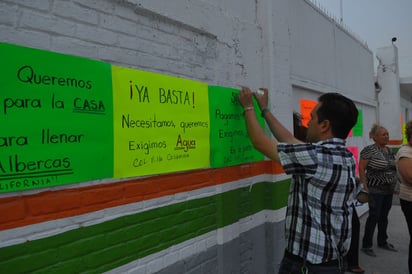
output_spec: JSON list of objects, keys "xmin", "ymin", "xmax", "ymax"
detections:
[
  {"xmin": 395, "ymin": 120, "xmax": 412, "ymax": 274},
  {"xmin": 238, "ymin": 87, "xmax": 358, "ymax": 274},
  {"xmin": 359, "ymin": 124, "xmax": 398, "ymax": 257}
]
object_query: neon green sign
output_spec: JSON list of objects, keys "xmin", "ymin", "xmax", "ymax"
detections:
[
  {"xmin": 0, "ymin": 43, "xmax": 114, "ymax": 192},
  {"xmin": 209, "ymin": 86, "xmax": 264, "ymax": 167}
]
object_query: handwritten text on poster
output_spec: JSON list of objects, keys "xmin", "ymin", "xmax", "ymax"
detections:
[
  {"xmin": 209, "ymin": 86, "xmax": 264, "ymax": 167},
  {"xmin": 0, "ymin": 43, "xmax": 114, "ymax": 192},
  {"xmin": 112, "ymin": 66, "xmax": 210, "ymax": 178}
]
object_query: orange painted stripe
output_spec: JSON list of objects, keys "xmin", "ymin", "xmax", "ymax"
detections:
[
  {"xmin": 388, "ymin": 139, "xmax": 403, "ymax": 145},
  {"xmin": 0, "ymin": 161, "xmax": 284, "ymax": 231}
]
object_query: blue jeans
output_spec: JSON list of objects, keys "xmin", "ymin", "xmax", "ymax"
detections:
[
  {"xmin": 362, "ymin": 192, "xmax": 393, "ymax": 248},
  {"xmin": 278, "ymin": 255, "xmax": 343, "ymax": 274}
]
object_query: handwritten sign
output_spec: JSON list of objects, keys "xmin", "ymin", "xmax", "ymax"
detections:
[
  {"xmin": 403, "ymin": 124, "xmax": 407, "ymax": 144},
  {"xmin": 401, "ymin": 114, "xmax": 407, "ymax": 144},
  {"xmin": 300, "ymin": 99, "xmax": 317, "ymax": 128},
  {"xmin": 112, "ymin": 66, "xmax": 210, "ymax": 178},
  {"xmin": 209, "ymin": 86, "xmax": 264, "ymax": 167},
  {"xmin": 0, "ymin": 43, "xmax": 114, "ymax": 192},
  {"xmin": 352, "ymin": 109, "xmax": 363, "ymax": 136},
  {"xmin": 347, "ymin": 146, "xmax": 359, "ymax": 174}
]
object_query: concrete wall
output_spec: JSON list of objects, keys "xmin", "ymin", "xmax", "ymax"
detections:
[
  {"xmin": 400, "ymin": 87, "xmax": 412, "ymax": 123},
  {"xmin": 0, "ymin": 0, "xmax": 375, "ymax": 273},
  {"xmin": 375, "ymin": 45, "xmax": 403, "ymax": 143},
  {"xmin": 288, "ymin": 0, "xmax": 376, "ymax": 151}
]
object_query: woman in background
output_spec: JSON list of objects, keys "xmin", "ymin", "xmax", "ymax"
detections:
[
  {"xmin": 395, "ymin": 120, "xmax": 412, "ymax": 274},
  {"xmin": 359, "ymin": 124, "xmax": 398, "ymax": 257}
]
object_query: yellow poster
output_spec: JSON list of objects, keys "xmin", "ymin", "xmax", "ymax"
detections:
[{"xmin": 112, "ymin": 66, "xmax": 210, "ymax": 178}]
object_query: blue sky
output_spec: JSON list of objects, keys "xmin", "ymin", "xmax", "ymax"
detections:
[{"xmin": 311, "ymin": 0, "xmax": 412, "ymax": 77}]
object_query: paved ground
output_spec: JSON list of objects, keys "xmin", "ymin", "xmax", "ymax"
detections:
[{"xmin": 345, "ymin": 196, "xmax": 409, "ymax": 274}]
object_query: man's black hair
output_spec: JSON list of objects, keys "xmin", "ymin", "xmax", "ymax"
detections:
[{"xmin": 317, "ymin": 93, "xmax": 358, "ymax": 139}]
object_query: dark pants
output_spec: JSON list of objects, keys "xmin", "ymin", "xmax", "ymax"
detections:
[
  {"xmin": 401, "ymin": 198, "xmax": 412, "ymax": 274},
  {"xmin": 362, "ymin": 192, "xmax": 393, "ymax": 248},
  {"xmin": 278, "ymin": 251, "xmax": 343, "ymax": 274},
  {"xmin": 346, "ymin": 204, "xmax": 360, "ymax": 268}
]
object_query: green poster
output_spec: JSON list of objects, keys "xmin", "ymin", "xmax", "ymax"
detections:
[
  {"xmin": 209, "ymin": 86, "xmax": 264, "ymax": 167},
  {"xmin": 352, "ymin": 109, "xmax": 363, "ymax": 136},
  {"xmin": 0, "ymin": 43, "xmax": 113, "ymax": 192}
]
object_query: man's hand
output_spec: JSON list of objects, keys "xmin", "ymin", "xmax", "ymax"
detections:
[
  {"xmin": 238, "ymin": 87, "xmax": 254, "ymax": 109},
  {"xmin": 253, "ymin": 87, "xmax": 269, "ymax": 111}
]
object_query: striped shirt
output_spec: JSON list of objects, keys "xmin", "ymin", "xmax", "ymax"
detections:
[
  {"xmin": 278, "ymin": 138, "xmax": 356, "ymax": 264},
  {"xmin": 360, "ymin": 144, "xmax": 397, "ymax": 194}
]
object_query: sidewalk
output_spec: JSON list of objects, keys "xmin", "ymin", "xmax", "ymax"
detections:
[{"xmin": 346, "ymin": 196, "xmax": 409, "ymax": 274}]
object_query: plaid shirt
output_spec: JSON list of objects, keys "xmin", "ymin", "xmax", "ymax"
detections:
[{"xmin": 278, "ymin": 138, "xmax": 356, "ymax": 264}]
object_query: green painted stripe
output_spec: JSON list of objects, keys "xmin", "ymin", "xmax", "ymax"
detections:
[{"xmin": 0, "ymin": 179, "xmax": 290, "ymax": 274}]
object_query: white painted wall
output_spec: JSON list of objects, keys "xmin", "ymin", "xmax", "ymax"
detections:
[
  {"xmin": 0, "ymin": 0, "xmax": 376, "ymax": 146},
  {"xmin": 288, "ymin": 0, "xmax": 376, "ymax": 155}
]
